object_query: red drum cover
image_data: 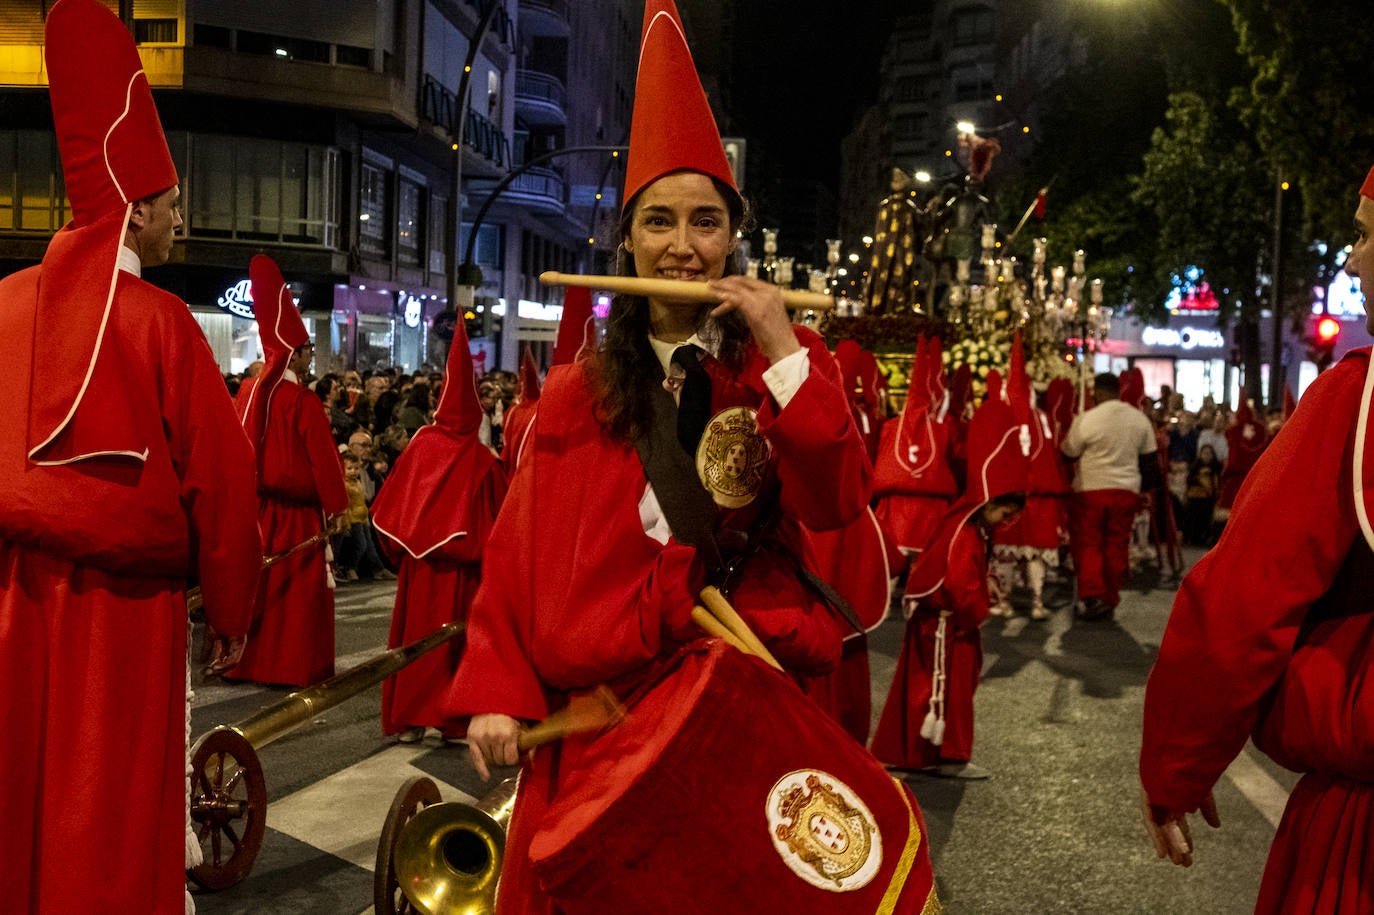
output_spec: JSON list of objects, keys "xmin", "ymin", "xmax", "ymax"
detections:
[{"xmin": 528, "ymin": 641, "xmax": 938, "ymax": 913}]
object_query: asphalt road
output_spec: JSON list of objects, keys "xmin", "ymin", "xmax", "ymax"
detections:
[{"xmin": 189, "ymin": 547, "xmax": 1296, "ymax": 914}]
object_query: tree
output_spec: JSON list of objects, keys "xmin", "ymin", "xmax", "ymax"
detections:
[
  {"xmin": 1223, "ymin": 0, "xmax": 1374, "ymax": 247},
  {"xmin": 1131, "ymin": 91, "xmax": 1273, "ymax": 402}
]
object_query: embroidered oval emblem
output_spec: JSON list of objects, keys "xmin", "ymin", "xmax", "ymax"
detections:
[
  {"xmin": 765, "ymin": 769, "xmax": 882, "ymax": 891},
  {"xmin": 696, "ymin": 406, "xmax": 770, "ymax": 509}
]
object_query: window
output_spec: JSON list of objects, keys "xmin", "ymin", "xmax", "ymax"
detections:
[
  {"xmin": 194, "ymin": 24, "xmax": 231, "ymax": 48},
  {"xmin": 463, "ymin": 223, "xmax": 502, "ymax": 267},
  {"xmin": 237, "ymin": 30, "xmax": 330, "ymax": 64},
  {"xmin": 188, "ymin": 136, "xmax": 339, "ymax": 245},
  {"xmin": 396, "ymin": 178, "xmax": 423, "ymax": 268},
  {"xmin": 359, "ymin": 163, "xmax": 390, "ymax": 259},
  {"xmin": 336, "ymin": 45, "xmax": 371, "ymax": 68},
  {"xmin": 135, "ymin": 18, "xmax": 178, "ymax": 44},
  {"xmin": 951, "ymin": 7, "xmax": 996, "ymax": 47}
]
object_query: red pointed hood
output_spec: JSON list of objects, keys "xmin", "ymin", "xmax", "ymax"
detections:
[
  {"xmin": 553, "ymin": 285, "xmax": 597, "ymax": 365},
  {"xmin": 1044, "ymin": 377, "xmax": 1077, "ymax": 447},
  {"xmin": 240, "ymin": 255, "xmax": 304, "ymax": 452},
  {"xmin": 518, "ymin": 346, "xmax": 543, "ymax": 403},
  {"xmin": 432, "ymin": 313, "xmax": 484, "ymax": 434},
  {"xmin": 622, "ymin": 0, "xmax": 739, "ymax": 212},
  {"xmin": 986, "ymin": 368, "xmax": 1004, "ymax": 404},
  {"xmin": 1282, "ymin": 384, "xmax": 1297, "ymax": 420},
  {"xmin": 926, "ymin": 336, "xmax": 949, "ymax": 417},
  {"xmin": 906, "ymin": 393, "xmax": 1029, "ymax": 597},
  {"xmin": 1006, "ymin": 330, "xmax": 1033, "ymax": 424},
  {"xmin": 46, "ymin": 0, "xmax": 177, "ymax": 227},
  {"xmin": 26, "ymin": 0, "xmax": 180, "ymax": 466},
  {"xmin": 874, "ymin": 333, "xmax": 957, "ymax": 499},
  {"xmin": 372, "ymin": 312, "xmax": 499, "ymax": 559},
  {"xmin": 1227, "ymin": 398, "xmax": 1267, "ymax": 462},
  {"xmin": 1120, "ymin": 366, "xmax": 1147, "ymax": 411}
]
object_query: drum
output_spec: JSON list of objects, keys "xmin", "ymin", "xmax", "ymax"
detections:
[{"xmin": 527, "ymin": 640, "xmax": 939, "ymax": 913}]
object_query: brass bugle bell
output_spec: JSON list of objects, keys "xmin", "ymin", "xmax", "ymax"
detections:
[{"xmin": 392, "ymin": 775, "xmax": 519, "ymax": 915}]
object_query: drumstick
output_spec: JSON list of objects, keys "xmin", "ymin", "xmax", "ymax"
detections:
[
  {"xmin": 690, "ymin": 606, "xmax": 752, "ymax": 654},
  {"xmin": 539, "ymin": 271, "xmax": 835, "ymax": 312},
  {"xmin": 517, "ymin": 685, "xmax": 626, "ymax": 750},
  {"xmin": 698, "ymin": 586, "xmax": 784, "ymax": 671}
]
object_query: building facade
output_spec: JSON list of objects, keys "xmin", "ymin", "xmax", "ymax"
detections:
[{"xmin": 0, "ymin": 0, "xmax": 637, "ymax": 374}]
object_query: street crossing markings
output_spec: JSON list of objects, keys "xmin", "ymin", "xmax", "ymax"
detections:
[{"xmin": 267, "ymin": 745, "xmax": 476, "ymax": 872}]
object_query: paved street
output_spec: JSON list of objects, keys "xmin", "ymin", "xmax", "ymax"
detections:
[{"xmin": 190, "ymin": 547, "xmax": 1296, "ymax": 914}]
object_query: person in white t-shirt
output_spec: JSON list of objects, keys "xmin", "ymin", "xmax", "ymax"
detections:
[{"xmin": 1061, "ymin": 372, "xmax": 1159, "ymax": 620}]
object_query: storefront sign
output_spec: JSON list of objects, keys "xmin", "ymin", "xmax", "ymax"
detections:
[
  {"xmin": 1141, "ymin": 326, "xmax": 1225, "ymax": 351},
  {"xmin": 216, "ymin": 279, "xmax": 255, "ymax": 319}
]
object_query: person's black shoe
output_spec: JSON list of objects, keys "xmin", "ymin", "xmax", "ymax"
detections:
[{"xmin": 1077, "ymin": 597, "xmax": 1113, "ymax": 621}]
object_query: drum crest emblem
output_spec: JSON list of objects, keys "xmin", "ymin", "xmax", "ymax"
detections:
[
  {"xmin": 766, "ymin": 770, "xmax": 882, "ymax": 891},
  {"xmin": 695, "ymin": 406, "xmax": 770, "ymax": 508}
]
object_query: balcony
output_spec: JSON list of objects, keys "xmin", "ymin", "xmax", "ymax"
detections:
[
  {"xmin": 501, "ymin": 166, "xmax": 565, "ymax": 216},
  {"xmin": 518, "ymin": 0, "xmax": 570, "ymax": 38},
  {"xmin": 420, "ymin": 74, "xmax": 511, "ymax": 173},
  {"xmin": 514, "ymin": 69, "xmax": 566, "ymax": 127}
]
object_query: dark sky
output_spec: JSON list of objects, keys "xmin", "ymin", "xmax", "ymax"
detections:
[{"xmin": 727, "ymin": 0, "xmax": 907, "ymax": 190}]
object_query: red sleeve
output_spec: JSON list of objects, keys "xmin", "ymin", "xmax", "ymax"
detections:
[
  {"xmin": 757, "ymin": 332, "xmax": 873, "ymax": 532},
  {"xmin": 1140, "ymin": 358, "xmax": 1365, "ymax": 814},
  {"xmin": 297, "ymin": 396, "xmax": 347, "ymax": 515},
  {"xmin": 166, "ymin": 317, "xmax": 262, "ymax": 638},
  {"xmin": 942, "ymin": 524, "xmax": 989, "ymax": 631}
]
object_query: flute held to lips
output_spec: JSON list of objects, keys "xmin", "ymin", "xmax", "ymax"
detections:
[{"xmin": 539, "ymin": 271, "xmax": 835, "ymax": 311}]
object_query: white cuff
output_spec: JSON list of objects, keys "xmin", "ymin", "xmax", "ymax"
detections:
[{"xmin": 762, "ymin": 348, "xmax": 810, "ymax": 410}]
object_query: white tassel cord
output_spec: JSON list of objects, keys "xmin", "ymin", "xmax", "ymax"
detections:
[{"xmin": 919, "ymin": 611, "xmax": 951, "ymax": 746}]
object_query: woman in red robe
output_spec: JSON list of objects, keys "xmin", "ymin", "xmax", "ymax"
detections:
[{"xmin": 372, "ymin": 319, "xmax": 507, "ymax": 742}]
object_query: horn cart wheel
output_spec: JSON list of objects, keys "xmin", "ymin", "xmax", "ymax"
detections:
[
  {"xmin": 187, "ymin": 727, "xmax": 267, "ymax": 890},
  {"xmin": 375, "ymin": 775, "xmax": 443, "ymax": 914}
]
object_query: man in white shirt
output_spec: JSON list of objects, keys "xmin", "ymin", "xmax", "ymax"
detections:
[{"xmin": 1061, "ymin": 372, "xmax": 1158, "ymax": 620}]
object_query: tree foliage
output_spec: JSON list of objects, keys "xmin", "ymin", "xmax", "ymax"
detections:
[
  {"xmin": 1223, "ymin": 0, "xmax": 1374, "ymax": 246},
  {"xmin": 1131, "ymin": 91, "xmax": 1272, "ymax": 324}
]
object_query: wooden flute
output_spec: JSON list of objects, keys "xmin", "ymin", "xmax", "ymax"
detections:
[{"xmin": 539, "ymin": 271, "xmax": 835, "ymax": 311}]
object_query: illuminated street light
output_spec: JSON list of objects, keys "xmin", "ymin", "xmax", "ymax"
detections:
[
  {"xmin": 956, "ymin": 120, "xmax": 976, "ymax": 136},
  {"xmin": 914, "ymin": 170, "xmax": 932, "ymax": 183}
]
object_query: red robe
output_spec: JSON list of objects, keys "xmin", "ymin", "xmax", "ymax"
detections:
[
  {"xmin": 225, "ymin": 378, "xmax": 347, "ymax": 686},
  {"xmin": 1141, "ymin": 352, "xmax": 1370, "ymax": 912},
  {"xmin": 442, "ymin": 326, "xmax": 871, "ymax": 915},
  {"xmin": 0, "ymin": 265, "xmax": 261, "ymax": 913},
  {"xmin": 872, "ymin": 514, "xmax": 990, "ymax": 768},
  {"xmin": 376, "ymin": 460, "xmax": 507, "ymax": 737}
]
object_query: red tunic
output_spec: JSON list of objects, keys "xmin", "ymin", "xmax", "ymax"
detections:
[
  {"xmin": 872, "ymin": 516, "xmax": 989, "ymax": 768},
  {"xmin": 378, "ymin": 469, "xmax": 507, "ymax": 736},
  {"xmin": 225, "ymin": 379, "xmax": 347, "ymax": 687},
  {"xmin": 0, "ymin": 266, "xmax": 261, "ymax": 914},
  {"xmin": 1141, "ymin": 353, "xmax": 1369, "ymax": 911},
  {"xmin": 442, "ymin": 327, "xmax": 870, "ymax": 915}
]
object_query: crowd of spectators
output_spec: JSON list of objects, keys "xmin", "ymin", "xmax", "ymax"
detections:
[
  {"xmin": 1149, "ymin": 387, "xmax": 1285, "ymax": 548},
  {"xmin": 222, "ymin": 362, "xmax": 521, "ymax": 583}
]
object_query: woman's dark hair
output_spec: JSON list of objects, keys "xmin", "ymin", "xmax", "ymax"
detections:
[
  {"xmin": 589, "ymin": 175, "xmax": 756, "ymax": 443},
  {"xmin": 406, "ymin": 382, "xmax": 433, "ymax": 410}
]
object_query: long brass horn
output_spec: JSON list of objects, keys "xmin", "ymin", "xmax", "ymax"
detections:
[{"xmin": 392, "ymin": 775, "xmax": 519, "ymax": 915}]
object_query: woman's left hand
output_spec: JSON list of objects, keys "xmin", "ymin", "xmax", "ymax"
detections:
[{"xmin": 708, "ymin": 276, "xmax": 802, "ymax": 365}]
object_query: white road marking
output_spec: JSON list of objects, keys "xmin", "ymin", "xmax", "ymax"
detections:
[
  {"xmin": 267, "ymin": 744, "xmax": 475, "ymax": 873},
  {"xmin": 1223, "ymin": 746, "xmax": 1289, "ymax": 828}
]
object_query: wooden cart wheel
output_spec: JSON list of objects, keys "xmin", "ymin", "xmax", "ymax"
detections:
[
  {"xmin": 186, "ymin": 727, "xmax": 267, "ymax": 890},
  {"xmin": 374, "ymin": 775, "xmax": 444, "ymax": 914}
]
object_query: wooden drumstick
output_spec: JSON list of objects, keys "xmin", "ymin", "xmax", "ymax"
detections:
[
  {"xmin": 539, "ymin": 271, "xmax": 835, "ymax": 312},
  {"xmin": 698, "ymin": 586, "xmax": 784, "ymax": 671},
  {"xmin": 690, "ymin": 606, "xmax": 752, "ymax": 655},
  {"xmin": 517, "ymin": 684, "xmax": 626, "ymax": 751}
]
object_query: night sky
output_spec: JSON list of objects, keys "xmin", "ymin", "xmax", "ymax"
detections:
[{"xmin": 727, "ymin": 0, "xmax": 906, "ymax": 193}]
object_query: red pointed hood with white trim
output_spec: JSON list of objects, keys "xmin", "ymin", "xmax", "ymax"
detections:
[
  {"xmin": 553, "ymin": 285, "xmax": 596, "ymax": 365},
  {"xmin": 622, "ymin": 0, "xmax": 739, "ymax": 212},
  {"xmin": 27, "ymin": 0, "xmax": 180, "ymax": 466}
]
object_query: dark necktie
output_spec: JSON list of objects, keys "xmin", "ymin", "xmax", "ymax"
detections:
[{"xmin": 671, "ymin": 344, "xmax": 712, "ymax": 455}]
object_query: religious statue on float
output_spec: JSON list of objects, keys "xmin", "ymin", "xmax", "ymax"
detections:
[{"xmin": 863, "ymin": 167, "xmax": 927, "ymax": 316}]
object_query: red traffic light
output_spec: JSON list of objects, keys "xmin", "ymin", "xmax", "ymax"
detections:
[{"xmin": 1317, "ymin": 316, "xmax": 1340, "ymax": 343}]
